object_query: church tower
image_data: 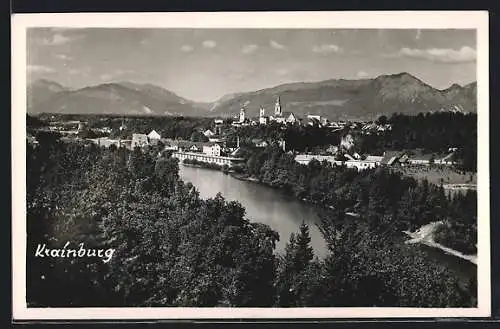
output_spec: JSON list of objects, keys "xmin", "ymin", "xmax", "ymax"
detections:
[
  {"xmin": 259, "ymin": 107, "xmax": 265, "ymax": 117},
  {"xmin": 239, "ymin": 107, "xmax": 246, "ymax": 123},
  {"xmin": 274, "ymin": 96, "xmax": 282, "ymax": 116}
]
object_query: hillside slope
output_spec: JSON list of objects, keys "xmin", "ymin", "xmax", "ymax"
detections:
[
  {"xmin": 209, "ymin": 72, "xmax": 477, "ymax": 120},
  {"xmin": 27, "ymin": 73, "xmax": 476, "ymax": 120},
  {"xmin": 28, "ymin": 81, "xmax": 207, "ymax": 116}
]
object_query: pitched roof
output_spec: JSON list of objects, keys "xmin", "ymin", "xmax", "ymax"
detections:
[
  {"xmin": 148, "ymin": 130, "xmax": 161, "ymax": 139},
  {"xmin": 172, "ymin": 140, "xmax": 219, "ymax": 149},
  {"xmin": 365, "ymin": 155, "xmax": 384, "ymax": 162},
  {"xmin": 132, "ymin": 133, "xmax": 148, "ymax": 140},
  {"xmin": 381, "ymin": 151, "xmax": 405, "ymax": 165},
  {"xmin": 230, "ymin": 147, "xmax": 245, "ymax": 157}
]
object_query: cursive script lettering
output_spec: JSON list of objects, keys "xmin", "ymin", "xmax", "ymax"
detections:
[{"xmin": 34, "ymin": 242, "xmax": 115, "ymax": 263}]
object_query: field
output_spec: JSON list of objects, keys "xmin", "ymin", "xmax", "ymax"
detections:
[{"xmin": 393, "ymin": 165, "xmax": 476, "ymax": 187}]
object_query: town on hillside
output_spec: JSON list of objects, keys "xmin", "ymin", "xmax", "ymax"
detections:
[
  {"xmin": 22, "ymin": 23, "xmax": 482, "ymax": 311},
  {"xmin": 28, "ymin": 95, "xmax": 461, "ymax": 173}
]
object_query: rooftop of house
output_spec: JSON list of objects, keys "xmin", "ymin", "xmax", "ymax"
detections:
[
  {"xmin": 148, "ymin": 129, "xmax": 161, "ymax": 136},
  {"xmin": 380, "ymin": 151, "xmax": 406, "ymax": 165},
  {"xmin": 166, "ymin": 139, "xmax": 220, "ymax": 148},
  {"xmin": 365, "ymin": 155, "xmax": 384, "ymax": 162},
  {"xmin": 405, "ymin": 149, "xmax": 449, "ymax": 161}
]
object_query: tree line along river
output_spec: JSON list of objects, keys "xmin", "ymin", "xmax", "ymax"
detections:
[{"xmin": 178, "ymin": 164, "xmax": 476, "ymax": 284}]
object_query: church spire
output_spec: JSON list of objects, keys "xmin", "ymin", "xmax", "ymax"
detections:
[
  {"xmin": 274, "ymin": 96, "xmax": 282, "ymax": 116},
  {"xmin": 239, "ymin": 107, "xmax": 246, "ymax": 123}
]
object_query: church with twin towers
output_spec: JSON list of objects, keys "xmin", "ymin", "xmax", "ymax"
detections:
[{"xmin": 238, "ymin": 96, "xmax": 298, "ymax": 125}]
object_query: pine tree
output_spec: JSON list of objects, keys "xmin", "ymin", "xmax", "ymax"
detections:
[
  {"xmin": 294, "ymin": 222, "xmax": 314, "ymax": 271},
  {"xmin": 275, "ymin": 222, "xmax": 315, "ymax": 306}
]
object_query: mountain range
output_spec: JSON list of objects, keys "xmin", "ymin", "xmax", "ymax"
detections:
[{"xmin": 27, "ymin": 72, "xmax": 477, "ymax": 120}]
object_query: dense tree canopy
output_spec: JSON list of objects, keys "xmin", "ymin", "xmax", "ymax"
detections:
[
  {"xmin": 357, "ymin": 112, "xmax": 477, "ymax": 170},
  {"xmin": 27, "ymin": 136, "xmax": 278, "ymax": 306},
  {"xmin": 243, "ymin": 146, "xmax": 477, "ymax": 252},
  {"xmin": 26, "ymin": 112, "xmax": 477, "ymax": 308}
]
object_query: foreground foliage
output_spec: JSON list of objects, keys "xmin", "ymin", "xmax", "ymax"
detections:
[{"xmin": 27, "ymin": 133, "xmax": 476, "ymax": 307}]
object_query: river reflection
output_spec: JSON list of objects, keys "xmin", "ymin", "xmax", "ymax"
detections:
[
  {"xmin": 178, "ymin": 164, "xmax": 328, "ymax": 258},
  {"xmin": 178, "ymin": 165, "xmax": 477, "ymax": 284}
]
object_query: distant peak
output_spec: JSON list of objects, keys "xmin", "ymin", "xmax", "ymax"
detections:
[
  {"xmin": 31, "ymin": 78, "xmax": 64, "ymax": 87},
  {"xmin": 378, "ymin": 72, "xmax": 418, "ymax": 81},
  {"xmin": 393, "ymin": 72, "xmax": 414, "ymax": 78},
  {"xmin": 29, "ymin": 79, "xmax": 68, "ymax": 92},
  {"xmin": 449, "ymin": 83, "xmax": 462, "ymax": 89}
]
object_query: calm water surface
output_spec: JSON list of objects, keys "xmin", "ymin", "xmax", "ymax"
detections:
[
  {"xmin": 178, "ymin": 165, "xmax": 477, "ymax": 282},
  {"xmin": 179, "ymin": 164, "xmax": 328, "ymax": 258}
]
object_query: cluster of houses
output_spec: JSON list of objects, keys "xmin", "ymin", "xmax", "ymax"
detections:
[
  {"xmin": 230, "ymin": 96, "xmax": 327, "ymax": 128},
  {"xmin": 85, "ymin": 129, "xmax": 246, "ymax": 167},
  {"xmin": 295, "ymin": 149, "xmax": 457, "ymax": 171},
  {"xmin": 229, "ymin": 96, "xmax": 392, "ymax": 134},
  {"xmin": 231, "ymin": 96, "xmax": 297, "ymax": 127},
  {"xmin": 295, "ymin": 153, "xmax": 384, "ymax": 170},
  {"xmin": 360, "ymin": 122, "xmax": 392, "ymax": 134}
]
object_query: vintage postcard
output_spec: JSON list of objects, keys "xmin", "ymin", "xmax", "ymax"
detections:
[{"xmin": 11, "ymin": 11, "xmax": 490, "ymax": 320}]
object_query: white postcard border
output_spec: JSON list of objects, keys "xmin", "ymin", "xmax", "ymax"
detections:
[{"xmin": 11, "ymin": 11, "xmax": 490, "ymax": 320}]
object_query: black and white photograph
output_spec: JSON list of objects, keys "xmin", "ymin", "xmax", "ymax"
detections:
[{"xmin": 12, "ymin": 11, "xmax": 490, "ymax": 319}]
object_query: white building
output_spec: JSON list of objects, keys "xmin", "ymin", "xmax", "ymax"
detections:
[
  {"xmin": 285, "ymin": 112, "xmax": 298, "ymax": 124},
  {"xmin": 268, "ymin": 96, "xmax": 299, "ymax": 125},
  {"xmin": 202, "ymin": 143, "xmax": 221, "ymax": 156},
  {"xmin": 259, "ymin": 107, "xmax": 269, "ymax": 125},
  {"xmin": 345, "ymin": 160, "xmax": 378, "ymax": 171},
  {"xmin": 239, "ymin": 108, "xmax": 246, "ymax": 123},
  {"xmin": 307, "ymin": 114, "xmax": 321, "ymax": 121},
  {"xmin": 294, "ymin": 153, "xmax": 382, "ymax": 171},
  {"xmin": 131, "ymin": 133, "xmax": 149, "ymax": 149},
  {"xmin": 307, "ymin": 115, "xmax": 322, "ymax": 126}
]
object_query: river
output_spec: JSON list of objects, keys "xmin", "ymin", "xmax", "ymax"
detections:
[
  {"xmin": 178, "ymin": 164, "xmax": 476, "ymax": 284},
  {"xmin": 178, "ymin": 164, "xmax": 329, "ymax": 258}
]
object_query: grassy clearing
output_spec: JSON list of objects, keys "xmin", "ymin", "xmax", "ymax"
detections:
[{"xmin": 392, "ymin": 165, "xmax": 476, "ymax": 186}]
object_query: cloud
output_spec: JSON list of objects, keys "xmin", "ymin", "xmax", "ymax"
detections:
[
  {"xmin": 270, "ymin": 40, "xmax": 285, "ymax": 50},
  {"xmin": 54, "ymin": 53, "xmax": 72, "ymax": 61},
  {"xmin": 114, "ymin": 69, "xmax": 135, "ymax": 76},
  {"xmin": 276, "ymin": 68, "xmax": 289, "ymax": 76},
  {"xmin": 100, "ymin": 74, "xmax": 113, "ymax": 81},
  {"xmin": 98, "ymin": 69, "xmax": 134, "ymax": 81},
  {"xmin": 40, "ymin": 33, "xmax": 73, "ymax": 46},
  {"xmin": 312, "ymin": 44, "xmax": 342, "ymax": 54},
  {"xmin": 357, "ymin": 71, "xmax": 369, "ymax": 78},
  {"xmin": 28, "ymin": 64, "xmax": 55, "ymax": 73},
  {"xmin": 202, "ymin": 40, "xmax": 217, "ymax": 49},
  {"xmin": 242, "ymin": 44, "xmax": 258, "ymax": 54},
  {"xmin": 180, "ymin": 45, "xmax": 194, "ymax": 53},
  {"xmin": 69, "ymin": 67, "xmax": 91, "ymax": 77},
  {"xmin": 228, "ymin": 67, "xmax": 256, "ymax": 81},
  {"xmin": 388, "ymin": 46, "xmax": 476, "ymax": 63}
]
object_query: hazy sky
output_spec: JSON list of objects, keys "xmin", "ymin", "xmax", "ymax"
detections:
[{"xmin": 27, "ymin": 28, "xmax": 476, "ymax": 102}]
